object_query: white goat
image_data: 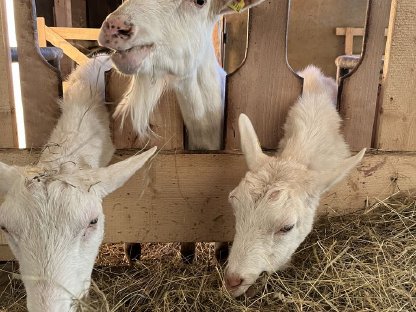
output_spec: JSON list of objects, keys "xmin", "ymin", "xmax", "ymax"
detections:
[
  {"xmin": 0, "ymin": 56, "xmax": 156, "ymax": 312},
  {"xmin": 224, "ymin": 65, "xmax": 366, "ymax": 297},
  {"xmin": 98, "ymin": 0, "xmax": 266, "ymax": 150}
]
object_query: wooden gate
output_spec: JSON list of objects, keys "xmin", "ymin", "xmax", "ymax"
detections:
[{"xmin": 0, "ymin": 0, "xmax": 416, "ymax": 259}]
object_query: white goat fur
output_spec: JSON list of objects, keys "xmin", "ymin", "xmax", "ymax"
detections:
[
  {"xmin": 225, "ymin": 65, "xmax": 366, "ymax": 297},
  {"xmin": 98, "ymin": 0, "xmax": 266, "ymax": 149},
  {"xmin": 0, "ymin": 56, "xmax": 156, "ymax": 312}
]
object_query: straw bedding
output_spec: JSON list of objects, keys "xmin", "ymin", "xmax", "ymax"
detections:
[{"xmin": 1, "ymin": 194, "xmax": 415, "ymax": 311}]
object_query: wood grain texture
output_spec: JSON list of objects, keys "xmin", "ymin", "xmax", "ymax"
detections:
[
  {"xmin": 53, "ymin": 0, "xmax": 72, "ymax": 27},
  {"xmin": 71, "ymin": 0, "xmax": 87, "ymax": 28},
  {"xmin": 1, "ymin": 149, "xmax": 415, "ymax": 249},
  {"xmin": 338, "ymin": 0, "xmax": 391, "ymax": 151},
  {"xmin": 0, "ymin": 0, "xmax": 17, "ymax": 148},
  {"xmin": 14, "ymin": 0, "xmax": 61, "ymax": 148},
  {"xmin": 225, "ymin": 0, "xmax": 303, "ymax": 151},
  {"xmin": 375, "ymin": 0, "xmax": 416, "ymax": 151},
  {"xmin": 36, "ymin": 17, "xmax": 47, "ymax": 47},
  {"xmin": 47, "ymin": 26, "xmax": 100, "ymax": 40},
  {"xmin": 45, "ymin": 27, "xmax": 89, "ymax": 65},
  {"xmin": 223, "ymin": 11, "xmax": 248, "ymax": 74},
  {"xmin": 0, "ymin": 245, "xmax": 14, "ymax": 261},
  {"xmin": 105, "ymin": 69, "xmax": 184, "ymax": 150},
  {"xmin": 336, "ymin": 27, "xmax": 388, "ymax": 55}
]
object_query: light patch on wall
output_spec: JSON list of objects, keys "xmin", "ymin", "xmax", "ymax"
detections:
[{"xmin": 5, "ymin": 0, "xmax": 26, "ymax": 149}]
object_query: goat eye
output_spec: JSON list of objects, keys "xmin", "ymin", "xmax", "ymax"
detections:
[
  {"xmin": 279, "ymin": 224, "xmax": 295, "ymax": 233},
  {"xmin": 194, "ymin": 0, "xmax": 206, "ymax": 7},
  {"xmin": 0, "ymin": 226, "xmax": 8, "ymax": 234},
  {"xmin": 89, "ymin": 218, "xmax": 98, "ymax": 226}
]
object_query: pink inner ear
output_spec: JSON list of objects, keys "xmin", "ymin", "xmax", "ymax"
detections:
[{"xmin": 268, "ymin": 190, "xmax": 280, "ymax": 200}]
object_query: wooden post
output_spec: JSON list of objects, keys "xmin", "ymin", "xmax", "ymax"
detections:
[
  {"xmin": 225, "ymin": 0, "xmax": 303, "ymax": 151},
  {"xmin": 14, "ymin": 0, "xmax": 61, "ymax": 148},
  {"xmin": 223, "ymin": 11, "xmax": 248, "ymax": 74},
  {"xmin": 0, "ymin": 0, "xmax": 18, "ymax": 148},
  {"xmin": 36, "ymin": 17, "xmax": 47, "ymax": 47},
  {"xmin": 54, "ymin": 0, "xmax": 72, "ymax": 27},
  {"xmin": 338, "ymin": 0, "xmax": 391, "ymax": 151},
  {"xmin": 375, "ymin": 0, "xmax": 416, "ymax": 151}
]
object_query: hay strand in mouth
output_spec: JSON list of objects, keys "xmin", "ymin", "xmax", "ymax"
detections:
[{"xmin": 1, "ymin": 194, "xmax": 415, "ymax": 311}]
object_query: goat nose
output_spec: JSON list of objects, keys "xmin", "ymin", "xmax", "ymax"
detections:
[
  {"xmin": 225, "ymin": 273, "xmax": 243, "ymax": 289},
  {"xmin": 103, "ymin": 17, "xmax": 133, "ymax": 39}
]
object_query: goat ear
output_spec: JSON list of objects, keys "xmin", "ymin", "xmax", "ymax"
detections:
[
  {"xmin": 218, "ymin": 0, "xmax": 266, "ymax": 15},
  {"xmin": 315, "ymin": 148, "xmax": 366, "ymax": 194},
  {"xmin": 0, "ymin": 162, "xmax": 21, "ymax": 194},
  {"xmin": 239, "ymin": 114, "xmax": 269, "ymax": 171},
  {"xmin": 87, "ymin": 147, "xmax": 157, "ymax": 198}
]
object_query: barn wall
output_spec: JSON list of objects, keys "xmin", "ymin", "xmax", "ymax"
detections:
[{"xmin": 288, "ymin": 0, "xmax": 390, "ymax": 77}]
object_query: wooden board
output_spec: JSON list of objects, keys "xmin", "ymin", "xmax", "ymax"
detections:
[
  {"xmin": 0, "ymin": 0, "xmax": 17, "ymax": 148},
  {"xmin": 14, "ymin": 0, "xmax": 61, "ymax": 148},
  {"xmin": 106, "ymin": 69, "xmax": 184, "ymax": 150},
  {"xmin": 44, "ymin": 26, "xmax": 89, "ymax": 65},
  {"xmin": 54, "ymin": 0, "xmax": 71, "ymax": 27},
  {"xmin": 1, "ymin": 149, "xmax": 415, "ymax": 250},
  {"xmin": 336, "ymin": 27, "xmax": 388, "ymax": 55},
  {"xmin": 225, "ymin": 0, "xmax": 303, "ymax": 151},
  {"xmin": 0, "ymin": 245, "xmax": 14, "ymax": 261},
  {"xmin": 375, "ymin": 0, "xmax": 416, "ymax": 151},
  {"xmin": 47, "ymin": 27, "xmax": 100, "ymax": 41},
  {"xmin": 71, "ymin": 0, "xmax": 87, "ymax": 28},
  {"xmin": 223, "ymin": 11, "xmax": 248, "ymax": 74},
  {"xmin": 338, "ymin": 0, "xmax": 391, "ymax": 151}
]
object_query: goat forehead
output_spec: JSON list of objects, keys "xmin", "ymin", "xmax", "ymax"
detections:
[
  {"xmin": 1, "ymin": 178, "xmax": 99, "ymax": 229},
  {"xmin": 116, "ymin": 0, "xmax": 214, "ymax": 21}
]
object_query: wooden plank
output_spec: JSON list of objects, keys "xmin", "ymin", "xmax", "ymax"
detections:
[
  {"xmin": 105, "ymin": 70, "xmax": 184, "ymax": 150},
  {"xmin": 338, "ymin": 0, "xmax": 391, "ymax": 151},
  {"xmin": 48, "ymin": 27, "xmax": 100, "ymax": 40},
  {"xmin": 71, "ymin": 0, "xmax": 87, "ymax": 28},
  {"xmin": 44, "ymin": 26, "xmax": 89, "ymax": 65},
  {"xmin": 0, "ymin": 245, "xmax": 14, "ymax": 261},
  {"xmin": 223, "ymin": 11, "xmax": 248, "ymax": 74},
  {"xmin": 336, "ymin": 27, "xmax": 388, "ymax": 37},
  {"xmin": 345, "ymin": 28, "xmax": 354, "ymax": 55},
  {"xmin": 1, "ymin": 149, "xmax": 415, "ymax": 249},
  {"xmin": 0, "ymin": 0, "xmax": 17, "ymax": 148},
  {"xmin": 53, "ymin": 0, "xmax": 71, "ymax": 27},
  {"xmin": 36, "ymin": 17, "xmax": 47, "ymax": 47},
  {"xmin": 375, "ymin": 0, "xmax": 416, "ymax": 151},
  {"xmin": 225, "ymin": 0, "xmax": 303, "ymax": 150},
  {"xmin": 14, "ymin": 0, "xmax": 61, "ymax": 148}
]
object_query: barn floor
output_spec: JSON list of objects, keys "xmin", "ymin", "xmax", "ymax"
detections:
[{"xmin": 1, "ymin": 194, "xmax": 415, "ymax": 312}]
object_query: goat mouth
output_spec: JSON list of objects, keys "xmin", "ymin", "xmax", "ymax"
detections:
[
  {"xmin": 111, "ymin": 44, "xmax": 154, "ymax": 75},
  {"xmin": 113, "ymin": 44, "xmax": 154, "ymax": 56}
]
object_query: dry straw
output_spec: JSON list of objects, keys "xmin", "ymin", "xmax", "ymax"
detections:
[{"xmin": 1, "ymin": 193, "xmax": 415, "ymax": 311}]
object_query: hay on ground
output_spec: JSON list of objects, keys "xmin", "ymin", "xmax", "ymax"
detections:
[{"xmin": 1, "ymin": 194, "xmax": 415, "ymax": 311}]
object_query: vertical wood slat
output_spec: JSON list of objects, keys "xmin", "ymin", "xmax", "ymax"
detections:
[
  {"xmin": 36, "ymin": 17, "xmax": 47, "ymax": 47},
  {"xmin": 54, "ymin": 0, "xmax": 72, "ymax": 27},
  {"xmin": 105, "ymin": 70, "xmax": 184, "ymax": 150},
  {"xmin": 225, "ymin": 0, "xmax": 303, "ymax": 151},
  {"xmin": 223, "ymin": 11, "xmax": 249, "ymax": 74},
  {"xmin": 14, "ymin": 0, "xmax": 61, "ymax": 148},
  {"xmin": 338, "ymin": 0, "xmax": 391, "ymax": 151},
  {"xmin": 345, "ymin": 28, "xmax": 354, "ymax": 55},
  {"xmin": 0, "ymin": 0, "xmax": 18, "ymax": 148},
  {"xmin": 375, "ymin": 0, "xmax": 416, "ymax": 151}
]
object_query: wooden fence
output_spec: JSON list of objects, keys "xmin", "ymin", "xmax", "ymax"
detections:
[{"xmin": 0, "ymin": 0, "xmax": 416, "ymax": 259}]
